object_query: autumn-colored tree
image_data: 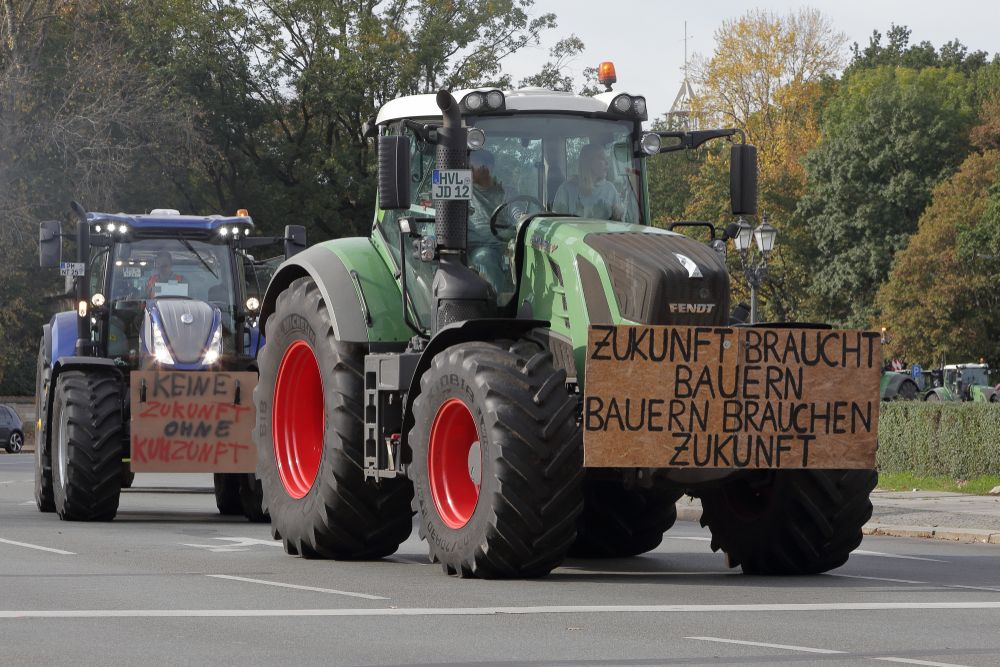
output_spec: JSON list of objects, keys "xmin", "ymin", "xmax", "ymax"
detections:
[
  {"xmin": 684, "ymin": 8, "xmax": 845, "ymax": 320},
  {"xmin": 875, "ymin": 96, "xmax": 1000, "ymax": 365}
]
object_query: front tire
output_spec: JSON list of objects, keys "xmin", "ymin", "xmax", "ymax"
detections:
[
  {"xmin": 699, "ymin": 469, "xmax": 877, "ymax": 575},
  {"xmin": 254, "ymin": 277, "xmax": 412, "ymax": 558},
  {"xmin": 51, "ymin": 371, "xmax": 124, "ymax": 521},
  {"xmin": 408, "ymin": 341, "xmax": 583, "ymax": 578},
  {"xmin": 34, "ymin": 340, "xmax": 55, "ymax": 512},
  {"xmin": 570, "ymin": 479, "xmax": 683, "ymax": 558},
  {"xmin": 6, "ymin": 431, "xmax": 23, "ymax": 454}
]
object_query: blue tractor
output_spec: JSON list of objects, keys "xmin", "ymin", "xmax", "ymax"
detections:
[{"xmin": 35, "ymin": 203, "xmax": 304, "ymax": 521}]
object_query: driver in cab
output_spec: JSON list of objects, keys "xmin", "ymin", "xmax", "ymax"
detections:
[
  {"xmin": 553, "ymin": 143, "xmax": 624, "ymax": 221},
  {"xmin": 146, "ymin": 250, "xmax": 185, "ymax": 298}
]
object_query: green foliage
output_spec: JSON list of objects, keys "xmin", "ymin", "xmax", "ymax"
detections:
[
  {"xmin": 878, "ymin": 402, "xmax": 1000, "ymax": 478},
  {"xmin": 795, "ymin": 66, "xmax": 977, "ymax": 326},
  {"xmin": 846, "ymin": 24, "xmax": 991, "ymax": 76},
  {"xmin": 876, "ymin": 96, "xmax": 1000, "ymax": 367}
]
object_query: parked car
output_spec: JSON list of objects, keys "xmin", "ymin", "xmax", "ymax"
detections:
[{"xmin": 0, "ymin": 405, "xmax": 24, "ymax": 453}]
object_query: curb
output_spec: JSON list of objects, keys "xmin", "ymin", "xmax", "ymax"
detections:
[
  {"xmin": 675, "ymin": 505, "xmax": 1000, "ymax": 544},
  {"xmin": 862, "ymin": 523, "xmax": 1000, "ymax": 544}
]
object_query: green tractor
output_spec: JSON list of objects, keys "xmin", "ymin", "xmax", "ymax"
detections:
[
  {"xmin": 253, "ymin": 77, "xmax": 878, "ymax": 577},
  {"xmin": 924, "ymin": 363, "xmax": 999, "ymax": 402}
]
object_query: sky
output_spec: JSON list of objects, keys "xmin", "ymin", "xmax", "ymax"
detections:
[{"xmin": 501, "ymin": 0, "xmax": 1000, "ymax": 121}]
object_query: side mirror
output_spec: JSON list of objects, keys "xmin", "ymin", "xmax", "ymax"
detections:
[
  {"xmin": 39, "ymin": 220, "xmax": 62, "ymax": 268},
  {"xmin": 378, "ymin": 135, "xmax": 411, "ymax": 210},
  {"xmin": 730, "ymin": 143, "xmax": 758, "ymax": 216},
  {"xmin": 283, "ymin": 225, "xmax": 306, "ymax": 258}
]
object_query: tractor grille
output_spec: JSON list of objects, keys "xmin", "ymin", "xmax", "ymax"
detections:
[{"xmin": 584, "ymin": 232, "xmax": 729, "ymax": 326}]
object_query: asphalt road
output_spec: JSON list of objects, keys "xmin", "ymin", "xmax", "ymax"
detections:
[{"xmin": 2, "ymin": 452, "xmax": 1000, "ymax": 666}]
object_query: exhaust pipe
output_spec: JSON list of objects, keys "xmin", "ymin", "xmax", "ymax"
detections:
[
  {"xmin": 434, "ymin": 90, "xmax": 469, "ymax": 254},
  {"xmin": 430, "ymin": 90, "xmax": 494, "ymax": 332}
]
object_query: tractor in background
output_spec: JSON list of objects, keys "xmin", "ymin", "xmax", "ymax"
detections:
[
  {"xmin": 924, "ymin": 363, "xmax": 999, "ymax": 402},
  {"xmin": 36, "ymin": 204, "xmax": 305, "ymax": 521}
]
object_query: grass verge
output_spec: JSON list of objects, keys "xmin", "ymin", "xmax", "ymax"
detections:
[{"xmin": 877, "ymin": 471, "xmax": 1000, "ymax": 495}]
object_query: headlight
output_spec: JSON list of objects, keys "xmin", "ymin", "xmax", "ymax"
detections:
[
  {"xmin": 640, "ymin": 132, "xmax": 661, "ymax": 155},
  {"xmin": 91, "ymin": 293, "xmax": 106, "ymax": 307},
  {"xmin": 467, "ymin": 127, "xmax": 486, "ymax": 150},
  {"xmin": 246, "ymin": 297, "xmax": 260, "ymax": 312},
  {"xmin": 612, "ymin": 94, "xmax": 632, "ymax": 113},
  {"xmin": 151, "ymin": 322, "xmax": 175, "ymax": 365},
  {"xmin": 201, "ymin": 324, "xmax": 223, "ymax": 365}
]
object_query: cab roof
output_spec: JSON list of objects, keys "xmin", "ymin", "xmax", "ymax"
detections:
[
  {"xmin": 86, "ymin": 211, "xmax": 253, "ymax": 232},
  {"xmin": 375, "ymin": 88, "xmax": 632, "ymax": 125}
]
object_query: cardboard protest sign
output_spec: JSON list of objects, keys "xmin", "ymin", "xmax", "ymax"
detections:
[
  {"xmin": 583, "ymin": 325, "xmax": 880, "ymax": 469},
  {"xmin": 130, "ymin": 371, "xmax": 258, "ymax": 472}
]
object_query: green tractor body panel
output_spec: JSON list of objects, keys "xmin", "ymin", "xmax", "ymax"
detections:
[
  {"xmin": 323, "ymin": 237, "xmax": 412, "ymax": 344},
  {"xmin": 517, "ymin": 217, "xmax": 730, "ymax": 392},
  {"xmin": 261, "ymin": 237, "xmax": 411, "ymax": 345}
]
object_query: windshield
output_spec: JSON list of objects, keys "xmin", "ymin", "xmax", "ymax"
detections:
[
  {"xmin": 959, "ymin": 368, "xmax": 989, "ymax": 386},
  {"xmin": 104, "ymin": 238, "xmax": 236, "ymax": 359},
  {"xmin": 389, "ymin": 114, "xmax": 643, "ymax": 319}
]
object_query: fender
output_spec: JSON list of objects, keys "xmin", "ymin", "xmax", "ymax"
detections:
[
  {"xmin": 399, "ymin": 318, "xmax": 549, "ymax": 458},
  {"xmin": 880, "ymin": 372, "xmax": 918, "ymax": 401},
  {"xmin": 924, "ymin": 387, "xmax": 950, "ymax": 401},
  {"xmin": 49, "ymin": 311, "xmax": 79, "ymax": 371},
  {"xmin": 259, "ymin": 238, "xmax": 410, "ymax": 344}
]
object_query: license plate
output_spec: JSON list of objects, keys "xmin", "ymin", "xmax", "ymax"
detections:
[{"xmin": 431, "ymin": 169, "xmax": 472, "ymax": 200}]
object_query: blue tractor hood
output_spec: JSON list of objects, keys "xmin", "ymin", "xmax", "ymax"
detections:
[{"xmin": 141, "ymin": 299, "xmax": 222, "ymax": 369}]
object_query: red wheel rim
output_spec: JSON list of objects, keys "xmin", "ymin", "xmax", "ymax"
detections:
[
  {"xmin": 272, "ymin": 340, "xmax": 324, "ymax": 499},
  {"xmin": 428, "ymin": 399, "xmax": 480, "ymax": 529}
]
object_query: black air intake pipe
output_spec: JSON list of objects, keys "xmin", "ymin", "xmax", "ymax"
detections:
[{"xmin": 434, "ymin": 90, "xmax": 469, "ymax": 253}]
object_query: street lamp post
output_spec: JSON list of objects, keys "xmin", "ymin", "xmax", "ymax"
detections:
[{"xmin": 732, "ymin": 213, "xmax": 777, "ymax": 324}]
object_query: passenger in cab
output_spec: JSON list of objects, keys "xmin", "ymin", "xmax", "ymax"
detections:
[{"xmin": 553, "ymin": 143, "xmax": 624, "ymax": 221}]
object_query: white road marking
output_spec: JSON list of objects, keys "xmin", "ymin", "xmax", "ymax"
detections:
[
  {"xmin": 662, "ymin": 536, "xmax": 711, "ymax": 541},
  {"xmin": 873, "ymin": 658, "xmax": 971, "ymax": 667},
  {"xmin": 0, "ymin": 537, "xmax": 75, "ymax": 556},
  {"xmin": 685, "ymin": 636, "xmax": 843, "ymax": 654},
  {"xmin": 853, "ymin": 550, "xmax": 947, "ymax": 563},
  {"xmin": 830, "ymin": 573, "xmax": 1000, "ymax": 594},
  {"xmin": 686, "ymin": 636, "xmax": 971, "ymax": 667},
  {"xmin": 831, "ymin": 573, "xmax": 929, "ymax": 586},
  {"xmin": 4, "ymin": 601, "xmax": 1000, "ymax": 619},
  {"xmin": 19, "ymin": 501, "xmax": 35, "ymax": 506},
  {"xmin": 181, "ymin": 537, "xmax": 283, "ymax": 553},
  {"xmin": 206, "ymin": 575, "xmax": 388, "ymax": 600}
]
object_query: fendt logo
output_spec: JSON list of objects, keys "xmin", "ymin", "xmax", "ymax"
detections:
[{"xmin": 669, "ymin": 303, "xmax": 716, "ymax": 314}]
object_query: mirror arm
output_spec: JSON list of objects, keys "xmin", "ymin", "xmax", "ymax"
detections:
[
  {"xmin": 402, "ymin": 119, "xmax": 439, "ymax": 143},
  {"xmin": 654, "ymin": 128, "xmax": 747, "ymax": 153}
]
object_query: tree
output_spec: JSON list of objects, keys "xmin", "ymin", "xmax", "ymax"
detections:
[
  {"xmin": 794, "ymin": 66, "xmax": 977, "ymax": 327},
  {"xmin": 846, "ymin": 25, "xmax": 990, "ymax": 76},
  {"xmin": 875, "ymin": 97, "xmax": 1000, "ymax": 366},
  {"xmin": 0, "ymin": 1, "xmax": 202, "ymax": 392},
  {"xmin": 518, "ymin": 35, "xmax": 584, "ymax": 92},
  {"xmin": 685, "ymin": 8, "xmax": 845, "ymax": 321},
  {"xmin": 128, "ymin": 0, "xmax": 562, "ymax": 239}
]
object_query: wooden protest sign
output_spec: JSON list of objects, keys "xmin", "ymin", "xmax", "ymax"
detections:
[
  {"xmin": 583, "ymin": 325, "xmax": 880, "ymax": 469},
  {"xmin": 130, "ymin": 371, "xmax": 258, "ymax": 473}
]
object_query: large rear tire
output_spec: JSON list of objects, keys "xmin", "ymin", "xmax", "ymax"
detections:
[
  {"xmin": 51, "ymin": 371, "xmax": 124, "ymax": 521},
  {"xmin": 254, "ymin": 277, "xmax": 412, "ymax": 558},
  {"xmin": 409, "ymin": 340, "xmax": 583, "ymax": 578},
  {"xmin": 699, "ymin": 469, "xmax": 877, "ymax": 575},
  {"xmin": 569, "ymin": 479, "xmax": 683, "ymax": 558},
  {"xmin": 34, "ymin": 340, "xmax": 55, "ymax": 512}
]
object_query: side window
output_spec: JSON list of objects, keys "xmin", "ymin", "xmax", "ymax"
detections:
[
  {"xmin": 89, "ymin": 247, "xmax": 109, "ymax": 296},
  {"xmin": 0, "ymin": 407, "xmax": 9, "ymax": 426}
]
